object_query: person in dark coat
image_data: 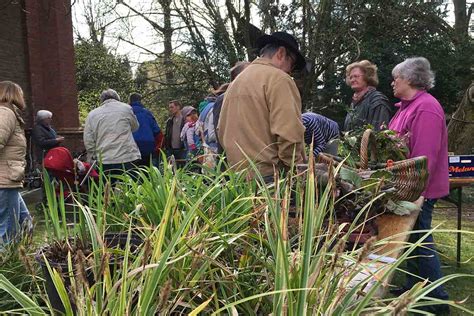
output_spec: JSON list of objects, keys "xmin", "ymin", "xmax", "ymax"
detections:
[
  {"xmin": 343, "ymin": 60, "xmax": 395, "ymax": 132},
  {"xmin": 213, "ymin": 61, "xmax": 250, "ymax": 154},
  {"xmin": 164, "ymin": 100, "xmax": 186, "ymax": 167},
  {"xmin": 130, "ymin": 93, "xmax": 161, "ymax": 166},
  {"xmin": 31, "ymin": 110, "xmax": 64, "ymax": 164}
]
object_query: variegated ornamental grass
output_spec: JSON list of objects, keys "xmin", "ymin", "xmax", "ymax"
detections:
[{"xmin": 0, "ymin": 156, "xmax": 472, "ymax": 315}]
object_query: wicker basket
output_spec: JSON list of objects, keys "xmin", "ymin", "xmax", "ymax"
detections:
[{"xmin": 318, "ymin": 129, "xmax": 429, "ymax": 202}]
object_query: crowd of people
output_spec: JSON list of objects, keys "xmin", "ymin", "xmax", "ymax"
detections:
[{"xmin": 0, "ymin": 30, "xmax": 450, "ymax": 313}]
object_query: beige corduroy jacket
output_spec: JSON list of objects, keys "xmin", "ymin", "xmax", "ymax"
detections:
[
  {"xmin": 0, "ymin": 103, "xmax": 27, "ymax": 188},
  {"xmin": 217, "ymin": 58, "xmax": 305, "ymax": 177}
]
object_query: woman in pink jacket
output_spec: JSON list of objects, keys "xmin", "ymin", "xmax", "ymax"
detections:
[{"xmin": 388, "ymin": 57, "xmax": 449, "ymax": 313}]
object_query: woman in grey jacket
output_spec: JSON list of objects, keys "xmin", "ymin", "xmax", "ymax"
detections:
[
  {"xmin": 343, "ymin": 60, "xmax": 394, "ymax": 132},
  {"xmin": 0, "ymin": 81, "xmax": 31, "ymax": 246}
]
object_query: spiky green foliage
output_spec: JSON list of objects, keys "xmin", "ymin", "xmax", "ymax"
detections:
[{"xmin": 0, "ymin": 157, "xmax": 472, "ymax": 315}]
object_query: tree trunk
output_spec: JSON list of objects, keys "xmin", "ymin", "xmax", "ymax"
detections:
[
  {"xmin": 453, "ymin": 0, "xmax": 471, "ymax": 41},
  {"xmin": 159, "ymin": 0, "xmax": 174, "ymax": 84},
  {"xmin": 202, "ymin": 0, "xmax": 238, "ymax": 67},
  {"xmin": 447, "ymin": 83, "xmax": 474, "ymax": 154},
  {"xmin": 225, "ymin": 0, "xmax": 245, "ymax": 59},
  {"xmin": 243, "ymin": 0, "xmax": 252, "ymax": 60},
  {"xmin": 176, "ymin": 0, "xmax": 218, "ymax": 89}
]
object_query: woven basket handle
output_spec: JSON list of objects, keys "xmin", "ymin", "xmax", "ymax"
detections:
[{"xmin": 359, "ymin": 129, "xmax": 377, "ymax": 169}]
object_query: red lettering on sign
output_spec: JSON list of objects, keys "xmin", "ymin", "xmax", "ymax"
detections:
[{"xmin": 449, "ymin": 166, "xmax": 474, "ymax": 173}]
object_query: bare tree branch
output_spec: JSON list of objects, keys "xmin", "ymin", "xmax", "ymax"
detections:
[
  {"xmin": 120, "ymin": 0, "xmax": 165, "ymax": 33},
  {"xmin": 118, "ymin": 36, "xmax": 162, "ymax": 58}
]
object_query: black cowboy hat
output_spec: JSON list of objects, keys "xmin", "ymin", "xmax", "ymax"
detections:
[{"xmin": 256, "ymin": 31, "xmax": 306, "ymax": 71}]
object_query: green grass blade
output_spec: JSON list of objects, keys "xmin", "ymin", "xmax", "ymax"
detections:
[{"xmin": 0, "ymin": 274, "xmax": 44, "ymax": 316}]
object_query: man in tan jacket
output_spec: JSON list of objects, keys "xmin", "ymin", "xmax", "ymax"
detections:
[{"xmin": 217, "ymin": 32, "xmax": 306, "ymax": 179}]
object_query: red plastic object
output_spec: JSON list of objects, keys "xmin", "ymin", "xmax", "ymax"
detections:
[
  {"xmin": 43, "ymin": 147, "xmax": 74, "ymax": 173},
  {"xmin": 43, "ymin": 147, "xmax": 99, "ymax": 190}
]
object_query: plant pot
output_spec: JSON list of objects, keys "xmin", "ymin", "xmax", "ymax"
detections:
[
  {"xmin": 103, "ymin": 232, "xmax": 143, "ymax": 273},
  {"xmin": 36, "ymin": 232, "xmax": 143, "ymax": 313},
  {"xmin": 103, "ymin": 232, "xmax": 143, "ymax": 253},
  {"xmin": 35, "ymin": 240, "xmax": 94, "ymax": 314}
]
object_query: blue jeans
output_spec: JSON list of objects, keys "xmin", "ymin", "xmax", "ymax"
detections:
[
  {"xmin": 0, "ymin": 188, "xmax": 31, "ymax": 245},
  {"xmin": 405, "ymin": 199, "xmax": 449, "ymax": 300}
]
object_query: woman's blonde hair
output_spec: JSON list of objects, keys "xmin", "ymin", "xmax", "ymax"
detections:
[
  {"xmin": 345, "ymin": 60, "xmax": 379, "ymax": 87},
  {"xmin": 0, "ymin": 81, "xmax": 25, "ymax": 110}
]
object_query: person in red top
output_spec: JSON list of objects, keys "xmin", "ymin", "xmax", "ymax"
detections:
[{"xmin": 388, "ymin": 57, "xmax": 449, "ymax": 314}]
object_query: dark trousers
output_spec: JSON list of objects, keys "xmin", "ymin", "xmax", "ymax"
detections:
[
  {"xmin": 102, "ymin": 161, "xmax": 138, "ymax": 184},
  {"xmin": 167, "ymin": 148, "xmax": 187, "ymax": 168},
  {"xmin": 136, "ymin": 153, "xmax": 157, "ymax": 168},
  {"xmin": 405, "ymin": 199, "xmax": 449, "ymax": 300}
]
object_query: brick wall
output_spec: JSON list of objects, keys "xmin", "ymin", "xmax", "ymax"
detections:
[
  {"xmin": 0, "ymin": 1, "xmax": 33, "ymax": 124},
  {"xmin": 1, "ymin": 0, "xmax": 83, "ymax": 156},
  {"xmin": 25, "ymin": 0, "xmax": 80, "ymax": 131}
]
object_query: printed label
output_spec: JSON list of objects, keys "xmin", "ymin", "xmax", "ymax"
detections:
[{"xmin": 449, "ymin": 156, "xmax": 460, "ymax": 163}]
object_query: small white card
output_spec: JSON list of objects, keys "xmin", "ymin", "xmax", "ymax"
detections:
[{"xmin": 449, "ymin": 156, "xmax": 460, "ymax": 163}]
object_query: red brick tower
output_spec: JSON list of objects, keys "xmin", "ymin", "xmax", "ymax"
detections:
[{"xmin": 0, "ymin": 0, "xmax": 81, "ymax": 152}]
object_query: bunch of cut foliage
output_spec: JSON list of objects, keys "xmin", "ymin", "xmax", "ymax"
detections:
[{"xmin": 338, "ymin": 125, "xmax": 409, "ymax": 168}]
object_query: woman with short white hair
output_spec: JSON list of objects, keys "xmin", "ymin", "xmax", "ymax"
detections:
[
  {"xmin": 389, "ymin": 57, "xmax": 449, "ymax": 314},
  {"xmin": 32, "ymin": 109, "xmax": 64, "ymax": 164}
]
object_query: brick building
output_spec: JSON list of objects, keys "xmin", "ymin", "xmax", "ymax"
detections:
[{"xmin": 0, "ymin": 0, "xmax": 82, "ymax": 155}]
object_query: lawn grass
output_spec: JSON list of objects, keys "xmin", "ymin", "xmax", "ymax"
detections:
[
  {"xmin": 434, "ymin": 203, "xmax": 474, "ymax": 315},
  {"xmin": 390, "ymin": 201, "xmax": 474, "ymax": 315},
  {"xmin": 25, "ymin": 195, "xmax": 48, "ymax": 248}
]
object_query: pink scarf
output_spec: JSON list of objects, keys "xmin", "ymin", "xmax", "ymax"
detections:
[{"xmin": 352, "ymin": 86, "xmax": 375, "ymax": 104}]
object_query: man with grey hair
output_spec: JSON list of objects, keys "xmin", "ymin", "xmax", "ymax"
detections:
[
  {"xmin": 217, "ymin": 32, "xmax": 306, "ymax": 180},
  {"xmin": 84, "ymin": 89, "xmax": 140, "ymax": 178}
]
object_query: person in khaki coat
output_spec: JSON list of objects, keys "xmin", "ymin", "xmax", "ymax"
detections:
[
  {"xmin": 217, "ymin": 32, "xmax": 306, "ymax": 179},
  {"xmin": 0, "ymin": 81, "xmax": 31, "ymax": 246},
  {"xmin": 83, "ymin": 89, "xmax": 141, "ymax": 179}
]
